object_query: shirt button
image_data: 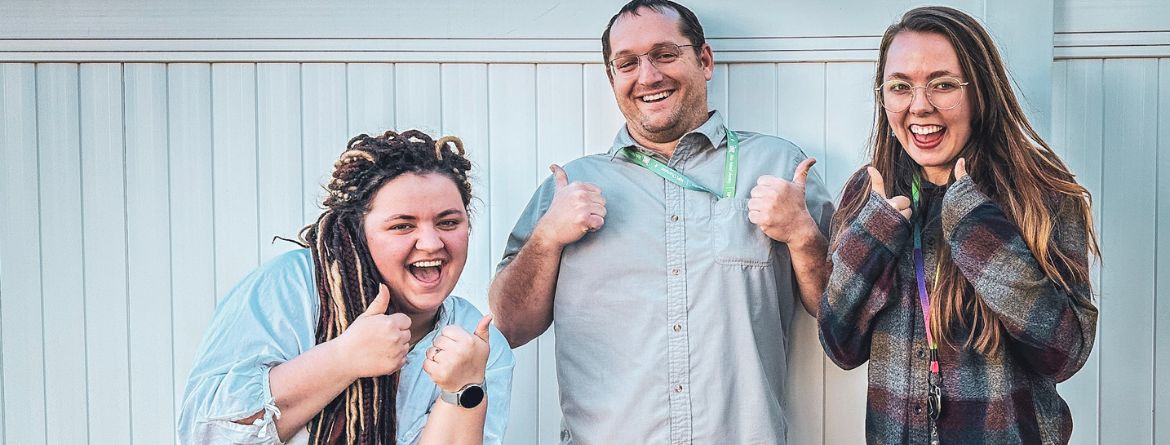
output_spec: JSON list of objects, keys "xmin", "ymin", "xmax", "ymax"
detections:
[
  {"xmin": 670, "ymin": 214, "xmax": 679, "ymax": 222},
  {"xmin": 915, "ymin": 405, "xmax": 922, "ymax": 415},
  {"xmin": 674, "ymin": 384, "xmax": 684, "ymax": 393},
  {"xmin": 671, "ymin": 268, "xmax": 680, "ymax": 276},
  {"xmin": 672, "ymin": 324, "xmax": 682, "ymax": 332},
  {"xmin": 917, "ymin": 349, "xmax": 925, "ymax": 358}
]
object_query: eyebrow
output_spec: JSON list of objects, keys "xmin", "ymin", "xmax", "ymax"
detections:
[
  {"xmin": 886, "ymin": 70, "xmax": 963, "ymax": 81},
  {"xmin": 381, "ymin": 208, "xmax": 465, "ymax": 223}
]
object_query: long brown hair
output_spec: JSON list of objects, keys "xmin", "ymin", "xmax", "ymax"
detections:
[
  {"xmin": 298, "ymin": 130, "xmax": 471, "ymax": 444},
  {"xmin": 832, "ymin": 6, "xmax": 1100, "ymax": 354}
]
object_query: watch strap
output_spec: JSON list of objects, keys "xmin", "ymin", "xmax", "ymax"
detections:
[{"xmin": 440, "ymin": 381, "xmax": 485, "ymax": 408}]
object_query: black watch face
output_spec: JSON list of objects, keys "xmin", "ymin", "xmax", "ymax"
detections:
[{"xmin": 459, "ymin": 385, "xmax": 485, "ymax": 408}]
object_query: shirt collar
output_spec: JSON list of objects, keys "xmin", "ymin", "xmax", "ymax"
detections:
[{"xmin": 607, "ymin": 110, "xmax": 727, "ymax": 161}]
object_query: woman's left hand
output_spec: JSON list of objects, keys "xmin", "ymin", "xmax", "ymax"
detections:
[
  {"xmin": 423, "ymin": 314, "xmax": 492, "ymax": 393},
  {"xmin": 953, "ymin": 157, "xmax": 968, "ymax": 180}
]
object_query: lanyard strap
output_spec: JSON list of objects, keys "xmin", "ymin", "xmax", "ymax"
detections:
[
  {"xmin": 619, "ymin": 127, "xmax": 740, "ymax": 199},
  {"xmin": 911, "ymin": 174, "xmax": 941, "ymax": 374}
]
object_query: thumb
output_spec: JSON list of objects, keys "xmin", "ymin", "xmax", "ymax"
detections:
[
  {"xmin": 361, "ymin": 284, "xmax": 391, "ymax": 317},
  {"xmin": 550, "ymin": 164, "xmax": 569, "ymax": 189},
  {"xmin": 953, "ymin": 157, "xmax": 967, "ymax": 180},
  {"xmin": 474, "ymin": 314, "xmax": 493, "ymax": 342},
  {"xmin": 867, "ymin": 166, "xmax": 887, "ymax": 198},
  {"xmin": 792, "ymin": 157, "xmax": 816, "ymax": 187}
]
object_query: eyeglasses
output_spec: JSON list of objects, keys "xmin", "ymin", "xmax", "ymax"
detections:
[
  {"xmin": 875, "ymin": 77, "xmax": 969, "ymax": 112},
  {"xmin": 608, "ymin": 43, "xmax": 697, "ymax": 77}
]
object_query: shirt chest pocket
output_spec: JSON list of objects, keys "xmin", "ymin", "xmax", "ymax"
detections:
[{"xmin": 711, "ymin": 198, "xmax": 774, "ymax": 266}]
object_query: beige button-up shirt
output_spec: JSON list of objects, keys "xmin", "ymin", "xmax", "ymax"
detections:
[{"xmin": 498, "ymin": 111, "xmax": 833, "ymax": 444}]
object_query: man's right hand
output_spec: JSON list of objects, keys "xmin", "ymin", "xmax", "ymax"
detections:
[
  {"xmin": 332, "ymin": 284, "xmax": 413, "ymax": 380},
  {"xmin": 532, "ymin": 164, "xmax": 607, "ymax": 247}
]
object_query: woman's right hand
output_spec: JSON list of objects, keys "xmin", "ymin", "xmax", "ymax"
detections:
[
  {"xmin": 867, "ymin": 167, "xmax": 912, "ymax": 220},
  {"xmin": 332, "ymin": 284, "xmax": 412, "ymax": 379}
]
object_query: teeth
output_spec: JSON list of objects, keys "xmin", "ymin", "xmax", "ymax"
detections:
[
  {"xmin": 641, "ymin": 91, "xmax": 671, "ymax": 102},
  {"xmin": 910, "ymin": 125, "xmax": 943, "ymax": 135},
  {"xmin": 411, "ymin": 260, "xmax": 442, "ymax": 268}
]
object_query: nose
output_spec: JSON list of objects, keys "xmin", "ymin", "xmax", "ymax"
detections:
[
  {"xmin": 414, "ymin": 226, "xmax": 444, "ymax": 253},
  {"xmin": 908, "ymin": 87, "xmax": 934, "ymax": 115},
  {"xmin": 636, "ymin": 56, "xmax": 665, "ymax": 85}
]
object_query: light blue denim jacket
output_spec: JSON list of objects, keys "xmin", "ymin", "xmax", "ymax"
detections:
[{"xmin": 178, "ymin": 249, "xmax": 514, "ymax": 444}]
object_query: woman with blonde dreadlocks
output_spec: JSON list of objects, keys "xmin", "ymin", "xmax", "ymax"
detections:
[
  {"xmin": 179, "ymin": 130, "xmax": 514, "ymax": 445},
  {"xmin": 818, "ymin": 6, "xmax": 1099, "ymax": 445}
]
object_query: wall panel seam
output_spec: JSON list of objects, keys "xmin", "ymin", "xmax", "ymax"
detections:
[
  {"xmin": 119, "ymin": 61, "xmax": 135, "ymax": 445},
  {"xmin": 77, "ymin": 62, "xmax": 93, "ymax": 445},
  {"xmin": 35, "ymin": 65, "xmax": 49, "ymax": 444},
  {"xmin": 165, "ymin": 64, "xmax": 177, "ymax": 423}
]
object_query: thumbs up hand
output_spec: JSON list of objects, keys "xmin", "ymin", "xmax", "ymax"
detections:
[
  {"xmin": 867, "ymin": 166, "xmax": 912, "ymax": 220},
  {"xmin": 423, "ymin": 314, "xmax": 493, "ymax": 393},
  {"xmin": 952, "ymin": 157, "xmax": 968, "ymax": 181},
  {"xmin": 334, "ymin": 284, "xmax": 413, "ymax": 379},
  {"xmin": 747, "ymin": 157, "xmax": 820, "ymax": 244},
  {"xmin": 532, "ymin": 164, "xmax": 607, "ymax": 248}
]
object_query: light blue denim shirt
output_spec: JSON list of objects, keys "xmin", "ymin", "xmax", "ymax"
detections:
[{"xmin": 178, "ymin": 249, "xmax": 514, "ymax": 445}]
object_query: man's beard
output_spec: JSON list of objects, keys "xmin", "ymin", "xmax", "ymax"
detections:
[{"xmin": 637, "ymin": 104, "xmax": 691, "ymax": 144}]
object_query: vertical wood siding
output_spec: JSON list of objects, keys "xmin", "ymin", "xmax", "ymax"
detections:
[{"xmin": 0, "ymin": 56, "xmax": 1165, "ymax": 444}]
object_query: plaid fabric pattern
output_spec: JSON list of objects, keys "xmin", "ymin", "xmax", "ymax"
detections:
[{"xmin": 818, "ymin": 170, "xmax": 1098, "ymax": 444}]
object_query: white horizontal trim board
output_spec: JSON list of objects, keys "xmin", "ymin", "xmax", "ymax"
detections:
[
  {"xmin": 7, "ymin": 33, "xmax": 1170, "ymax": 63},
  {"xmin": 4, "ymin": 0, "xmax": 1167, "ymax": 41},
  {"xmin": 0, "ymin": 36, "xmax": 883, "ymax": 63},
  {"xmin": 1056, "ymin": 31, "xmax": 1170, "ymax": 59},
  {"xmin": 0, "ymin": 0, "xmax": 907, "ymax": 41}
]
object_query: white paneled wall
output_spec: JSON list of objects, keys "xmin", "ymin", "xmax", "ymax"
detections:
[
  {"xmin": 5, "ymin": 56, "xmax": 1167, "ymax": 445},
  {"xmin": 1048, "ymin": 58, "xmax": 1170, "ymax": 445},
  {"xmin": 1, "ymin": 1, "xmax": 1169, "ymax": 444},
  {"xmin": 0, "ymin": 59, "xmax": 875, "ymax": 445}
]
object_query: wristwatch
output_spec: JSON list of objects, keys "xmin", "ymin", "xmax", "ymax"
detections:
[{"xmin": 440, "ymin": 382, "xmax": 486, "ymax": 409}]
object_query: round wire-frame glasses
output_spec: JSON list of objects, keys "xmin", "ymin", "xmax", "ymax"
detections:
[
  {"xmin": 608, "ymin": 43, "xmax": 697, "ymax": 77},
  {"xmin": 875, "ymin": 77, "xmax": 969, "ymax": 112}
]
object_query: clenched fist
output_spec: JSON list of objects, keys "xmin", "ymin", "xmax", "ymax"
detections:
[
  {"xmin": 532, "ymin": 164, "xmax": 607, "ymax": 248},
  {"xmin": 423, "ymin": 315, "xmax": 493, "ymax": 393},
  {"xmin": 747, "ymin": 157, "xmax": 820, "ymax": 244},
  {"xmin": 333, "ymin": 285, "xmax": 412, "ymax": 379},
  {"xmin": 867, "ymin": 166, "xmax": 912, "ymax": 220}
]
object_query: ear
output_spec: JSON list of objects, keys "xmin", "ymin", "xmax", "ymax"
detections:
[{"xmin": 700, "ymin": 43, "xmax": 714, "ymax": 80}]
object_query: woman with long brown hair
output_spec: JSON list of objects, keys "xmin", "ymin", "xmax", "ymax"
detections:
[
  {"xmin": 818, "ymin": 6, "xmax": 1099, "ymax": 444},
  {"xmin": 178, "ymin": 130, "xmax": 514, "ymax": 444}
]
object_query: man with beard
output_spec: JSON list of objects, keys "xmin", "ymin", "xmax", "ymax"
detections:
[{"xmin": 489, "ymin": 1, "xmax": 833, "ymax": 443}]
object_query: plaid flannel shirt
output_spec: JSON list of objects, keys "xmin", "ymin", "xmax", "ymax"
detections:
[{"xmin": 818, "ymin": 170, "xmax": 1098, "ymax": 444}]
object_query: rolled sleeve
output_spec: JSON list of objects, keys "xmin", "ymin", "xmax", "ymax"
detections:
[
  {"xmin": 496, "ymin": 176, "xmax": 556, "ymax": 273},
  {"xmin": 178, "ymin": 250, "xmax": 318, "ymax": 444}
]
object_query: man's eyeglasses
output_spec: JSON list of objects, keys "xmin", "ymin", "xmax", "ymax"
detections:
[
  {"xmin": 608, "ymin": 43, "xmax": 697, "ymax": 77},
  {"xmin": 875, "ymin": 77, "xmax": 969, "ymax": 112}
]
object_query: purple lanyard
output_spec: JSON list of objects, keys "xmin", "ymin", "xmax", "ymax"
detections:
[
  {"xmin": 911, "ymin": 174, "xmax": 940, "ymax": 373},
  {"xmin": 912, "ymin": 174, "xmax": 943, "ymax": 424}
]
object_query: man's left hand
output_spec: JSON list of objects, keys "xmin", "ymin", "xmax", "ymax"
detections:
[{"xmin": 747, "ymin": 157, "xmax": 819, "ymax": 245}]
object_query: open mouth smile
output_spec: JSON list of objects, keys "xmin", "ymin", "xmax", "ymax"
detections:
[
  {"xmin": 909, "ymin": 124, "xmax": 945, "ymax": 149},
  {"xmin": 407, "ymin": 259, "xmax": 444, "ymax": 284}
]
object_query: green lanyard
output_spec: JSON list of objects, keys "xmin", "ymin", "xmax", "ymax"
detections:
[{"xmin": 619, "ymin": 128, "xmax": 740, "ymax": 199}]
